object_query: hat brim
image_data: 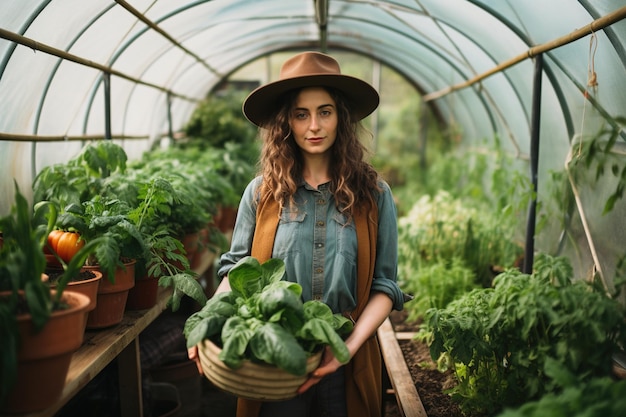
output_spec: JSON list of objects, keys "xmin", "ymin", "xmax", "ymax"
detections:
[{"xmin": 242, "ymin": 74, "xmax": 380, "ymax": 128}]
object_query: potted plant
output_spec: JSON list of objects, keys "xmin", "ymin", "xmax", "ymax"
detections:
[
  {"xmin": 125, "ymin": 177, "xmax": 209, "ymax": 311},
  {"xmin": 58, "ymin": 182, "xmax": 208, "ymax": 316},
  {"xmin": 0, "ymin": 183, "xmax": 101, "ymax": 413},
  {"xmin": 178, "ymin": 90, "xmax": 259, "ymax": 232},
  {"xmin": 32, "ymin": 141, "xmax": 212, "ymax": 314},
  {"xmin": 51, "ymin": 195, "xmax": 146, "ymax": 327}
]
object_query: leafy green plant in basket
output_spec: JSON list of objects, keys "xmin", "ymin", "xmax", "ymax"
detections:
[
  {"xmin": 184, "ymin": 256, "xmax": 353, "ymax": 376},
  {"xmin": 0, "ymin": 183, "xmax": 102, "ymax": 406}
]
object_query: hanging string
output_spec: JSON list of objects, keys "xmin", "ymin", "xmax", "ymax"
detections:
[{"xmin": 578, "ymin": 31, "xmax": 599, "ymax": 156}]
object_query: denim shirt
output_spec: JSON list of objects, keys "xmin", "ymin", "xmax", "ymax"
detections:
[{"xmin": 217, "ymin": 176, "xmax": 404, "ymax": 314}]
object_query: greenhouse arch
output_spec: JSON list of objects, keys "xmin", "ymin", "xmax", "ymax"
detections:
[{"xmin": 2, "ymin": 1, "xmax": 626, "ymax": 416}]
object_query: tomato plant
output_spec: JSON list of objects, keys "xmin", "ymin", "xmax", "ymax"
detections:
[{"xmin": 47, "ymin": 230, "xmax": 84, "ymax": 262}]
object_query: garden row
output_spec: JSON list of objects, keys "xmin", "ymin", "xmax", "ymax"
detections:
[{"xmin": 392, "ymin": 144, "xmax": 626, "ymax": 417}]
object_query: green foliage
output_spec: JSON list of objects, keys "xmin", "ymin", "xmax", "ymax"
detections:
[
  {"xmin": 32, "ymin": 141, "xmax": 128, "ymax": 208},
  {"xmin": 32, "ymin": 142, "xmax": 217, "ymax": 310},
  {"xmin": 423, "ymin": 253, "xmax": 626, "ymax": 416},
  {"xmin": 183, "ymin": 91, "xmax": 256, "ymax": 149},
  {"xmin": 184, "ymin": 256, "xmax": 353, "ymax": 376},
  {"xmin": 567, "ymin": 117, "xmax": 626, "ymax": 214},
  {"xmin": 398, "ymin": 190, "xmax": 523, "ymax": 292},
  {"xmin": 0, "ymin": 183, "xmax": 100, "ymax": 407},
  {"xmin": 400, "ymin": 258, "xmax": 476, "ymax": 322},
  {"xmin": 179, "ymin": 91, "xmax": 260, "ymax": 201},
  {"xmin": 57, "ymin": 198, "xmax": 147, "ymax": 280},
  {"xmin": 495, "ymin": 377, "xmax": 626, "ymax": 417}
]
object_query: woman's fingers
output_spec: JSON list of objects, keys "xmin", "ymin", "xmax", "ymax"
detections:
[{"xmin": 187, "ymin": 346, "xmax": 203, "ymax": 375}]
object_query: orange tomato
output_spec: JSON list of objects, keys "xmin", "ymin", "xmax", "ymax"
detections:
[
  {"xmin": 47, "ymin": 230, "xmax": 85, "ymax": 262},
  {"xmin": 46, "ymin": 229, "xmax": 64, "ymax": 254}
]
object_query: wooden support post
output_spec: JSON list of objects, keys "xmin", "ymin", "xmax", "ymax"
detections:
[{"xmin": 118, "ymin": 338, "xmax": 143, "ymax": 417}]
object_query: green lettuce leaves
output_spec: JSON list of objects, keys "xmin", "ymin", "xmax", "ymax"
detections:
[{"xmin": 184, "ymin": 256, "xmax": 353, "ymax": 375}]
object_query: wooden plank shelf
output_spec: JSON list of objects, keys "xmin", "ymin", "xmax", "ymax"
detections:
[{"xmin": 377, "ymin": 317, "xmax": 428, "ymax": 417}]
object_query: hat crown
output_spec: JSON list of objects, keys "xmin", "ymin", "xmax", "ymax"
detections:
[{"xmin": 279, "ymin": 52, "xmax": 341, "ymax": 80}]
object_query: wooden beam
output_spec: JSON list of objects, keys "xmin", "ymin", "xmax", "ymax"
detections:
[{"xmin": 378, "ymin": 317, "xmax": 428, "ymax": 417}]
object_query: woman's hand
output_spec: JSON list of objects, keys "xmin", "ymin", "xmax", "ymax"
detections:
[
  {"xmin": 297, "ymin": 293, "xmax": 394, "ymax": 394},
  {"xmin": 297, "ymin": 346, "xmax": 343, "ymax": 394},
  {"xmin": 187, "ymin": 346, "xmax": 203, "ymax": 375}
]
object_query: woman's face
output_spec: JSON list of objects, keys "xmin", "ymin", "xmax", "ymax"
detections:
[{"xmin": 289, "ymin": 87, "xmax": 338, "ymax": 157}]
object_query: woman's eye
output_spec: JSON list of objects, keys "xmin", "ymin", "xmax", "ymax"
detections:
[{"xmin": 294, "ymin": 112, "xmax": 308, "ymax": 120}]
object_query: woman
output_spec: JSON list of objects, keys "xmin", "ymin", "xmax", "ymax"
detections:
[{"xmin": 189, "ymin": 51, "xmax": 405, "ymax": 417}]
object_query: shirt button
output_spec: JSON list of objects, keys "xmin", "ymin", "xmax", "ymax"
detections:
[
  {"xmin": 316, "ymin": 221, "xmax": 325, "ymax": 227},
  {"xmin": 316, "ymin": 243, "xmax": 324, "ymax": 248},
  {"xmin": 313, "ymin": 295, "xmax": 323, "ymax": 301},
  {"xmin": 317, "ymin": 199, "xmax": 325, "ymax": 204},
  {"xmin": 315, "ymin": 268, "xmax": 323, "ymax": 274}
]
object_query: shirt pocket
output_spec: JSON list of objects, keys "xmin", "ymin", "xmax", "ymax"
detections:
[
  {"xmin": 274, "ymin": 208, "xmax": 307, "ymax": 256},
  {"xmin": 332, "ymin": 212, "xmax": 357, "ymax": 263}
]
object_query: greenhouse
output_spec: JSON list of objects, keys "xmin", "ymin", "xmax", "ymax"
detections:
[{"xmin": 1, "ymin": 1, "xmax": 626, "ymax": 416}]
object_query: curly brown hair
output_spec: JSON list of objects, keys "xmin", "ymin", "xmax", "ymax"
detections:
[{"xmin": 256, "ymin": 87, "xmax": 381, "ymax": 217}]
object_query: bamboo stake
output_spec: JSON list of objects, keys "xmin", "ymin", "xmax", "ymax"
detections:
[
  {"xmin": 423, "ymin": 6, "xmax": 626, "ymax": 102},
  {"xmin": 114, "ymin": 0, "xmax": 220, "ymax": 76},
  {"xmin": 0, "ymin": 132, "xmax": 149, "ymax": 142},
  {"xmin": 0, "ymin": 28, "xmax": 199, "ymax": 103}
]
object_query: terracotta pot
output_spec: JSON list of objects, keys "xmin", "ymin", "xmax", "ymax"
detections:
[
  {"xmin": 45, "ymin": 253, "xmax": 63, "ymax": 269},
  {"xmin": 1, "ymin": 290, "xmax": 90, "ymax": 413},
  {"xmin": 181, "ymin": 231, "xmax": 199, "ymax": 263},
  {"xmin": 126, "ymin": 273, "xmax": 159, "ymax": 310},
  {"xmin": 191, "ymin": 227, "xmax": 210, "ymax": 271},
  {"xmin": 215, "ymin": 206, "xmax": 237, "ymax": 233},
  {"xmin": 83, "ymin": 259, "xmax": 136, "ymax": 329},
  {"xmin": 171, "ymin": 232, "xmax": 199, "ymax": 271},
  {"xmin": 48, "ymin": 269, "xmax": 103, "ymax": 314}
]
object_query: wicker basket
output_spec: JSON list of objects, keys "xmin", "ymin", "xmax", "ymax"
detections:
[{"xmin": 197, "ymin": 339, "xmax": 322, "ymax": 401}]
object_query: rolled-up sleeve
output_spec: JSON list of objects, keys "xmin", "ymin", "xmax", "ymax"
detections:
[{"xmin": 371, "ymin": 181, "xmax": 405, "ymax": 311}]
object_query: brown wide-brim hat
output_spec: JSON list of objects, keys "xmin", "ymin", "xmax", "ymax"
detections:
[{"xmin": 243, "ymin": 51, "xmax": 380, "ymax": 128}]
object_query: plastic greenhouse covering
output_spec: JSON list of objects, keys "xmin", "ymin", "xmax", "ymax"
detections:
[{"xmin": 1, "ymin": 0, "xmax": 626, "ymax": 296}]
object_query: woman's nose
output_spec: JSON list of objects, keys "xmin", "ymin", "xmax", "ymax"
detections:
[{"xmin": 309, "ymin": 115, "xmax": 320, "ymax": 131}]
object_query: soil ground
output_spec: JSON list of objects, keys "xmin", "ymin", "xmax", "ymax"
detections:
[{"xmin": 384, "ymin": 310, "xmax": 464, "ymax": 417}]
